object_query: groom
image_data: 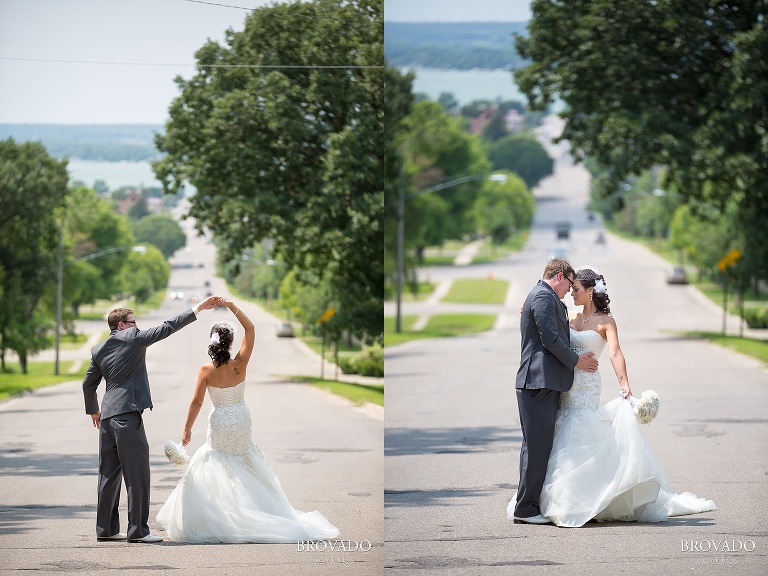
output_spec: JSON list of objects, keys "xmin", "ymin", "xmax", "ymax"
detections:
[
  {"xmin": 513, "ymin": 259, "xmax": 598, "ymax": 524},
  {"xmin": 82, "ymin": 296, "xmax": 219, "ymax": 542}
]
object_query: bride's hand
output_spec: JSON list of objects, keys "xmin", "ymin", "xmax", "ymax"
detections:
[
  {"xmin": 620, "ymin": 385, "xmax": 632, "ymax": 399},
  {"xmin": 181, "ymin": 428, "xmax": 193, "ymax": 446}
]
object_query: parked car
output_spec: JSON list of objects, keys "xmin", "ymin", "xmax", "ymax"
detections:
[
  {"xmin": 666, "ymin": 266, "xmax": 688, "ymax": 285},
  {"xmin": 275, "ymin": 322, "xmax": 294, "ymax": 337}
]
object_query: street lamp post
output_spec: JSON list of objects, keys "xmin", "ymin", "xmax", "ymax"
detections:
[
  {"xmin": 395, "ymin": 173, "xmax": 508, "ymax": 333},
  {"xmin": 55, "ymin": 245, "xmax": 147, "ymax": 375}
]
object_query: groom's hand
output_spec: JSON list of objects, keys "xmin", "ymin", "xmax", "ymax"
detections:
[
  {"xmin": 577, "ymin": 352, "xmax": 598, "ymax": 372},
  {"xmin": 195, "ymin": 295, "xmax": 220, "ymax": 311},
  {"xmin": 91, "ymin": 412, "xmax": 101, "ymax": 429}
]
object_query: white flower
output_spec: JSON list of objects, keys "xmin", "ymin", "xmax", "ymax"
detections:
[
  {"xmin": 163, "ymin": 441, "xmax": 189, "ymax": 466},
  {"xmin": 629, "ymin": 390, "xmax": 660, "ymax": 425},
  {"xmin": 594, "ymin": 278, "xmax": 607, "ymax": 294}
]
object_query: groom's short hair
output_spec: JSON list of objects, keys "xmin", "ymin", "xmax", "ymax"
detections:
[
  {"xmin": 543, "ymin": 259, "xmax": 574, "ymax": 280},
  {"xmin": 108, "ymin": 307, "xmax": 134, "ymax": 331}
]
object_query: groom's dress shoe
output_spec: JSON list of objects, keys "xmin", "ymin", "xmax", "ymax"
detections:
[
  {"xmin": 97, "ymin": 533, "xmax": 127, "ymax": 541},
  {"xmin": 128, "ymin": 534, "xmax": 163, "ymax": 543},
  {"xmin": 513, "ymin": 514, "xmax": 551, "ymax": 525}
]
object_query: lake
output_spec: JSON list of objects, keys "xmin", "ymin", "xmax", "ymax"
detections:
[
  {"xmin": 67, "ymin": 159, "xmax": 162, "ymax": 190},
  {"xmin": 404, "ymin": 67, "xmax": 564, "ymax": 111},
  {"xmin": 405, "ymin": 67, "xmax": 525, "ymax": 105}
]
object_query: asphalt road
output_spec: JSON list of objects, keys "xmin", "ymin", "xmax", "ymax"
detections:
[
  {"xmin": 384, "ymin": 117, "xmax": 768, "ymax": 575},
  {"xmin": 0, "ymin": 211, "xmax": 383, "ymax": 575}
]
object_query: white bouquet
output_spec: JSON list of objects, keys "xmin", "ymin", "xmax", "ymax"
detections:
[
  {"xmin": 627, "ymin": 390, "xmax": 660, "ymax": 425},
  {"xmin": 163, "ymin": 441, "xmax": 190, "ymax": 466}
]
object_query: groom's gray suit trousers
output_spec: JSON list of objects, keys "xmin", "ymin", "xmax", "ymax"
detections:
[
  {"xmin": 97, "ymin": 411, "xmax": 150, "ymax": 541},
  {"xmin": 514, "ymin": 388, "xmax": 560, "ymax": 518}
]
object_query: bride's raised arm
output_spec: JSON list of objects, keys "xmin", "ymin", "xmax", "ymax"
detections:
[
  {"xmin": 604, "ymin": 319, "xmax": 632, "ymax": 399},
  {"xmin": 220, "ymin": 299, "xmax": 255, "ymax": 366}
]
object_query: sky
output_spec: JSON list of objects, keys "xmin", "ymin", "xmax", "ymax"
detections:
[
  {"xmin": 384, "ymin": 0, "xmax": 531, "ymax": 22},
  {"xmin": 0, "ymin": 0, "xmax": 532, "ymax": 124},
  {"xmin": 0, "ymin": 0, "xmax": 274, "ymax": 124}
]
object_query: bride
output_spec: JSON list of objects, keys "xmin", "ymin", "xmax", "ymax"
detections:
[
  {"xmin": 508, "ymin": 267, "xmax": 716, "ymax": 527},
  {"xmin": 157, "ymin": 298, "xmax": 339, "ymax": 543}
]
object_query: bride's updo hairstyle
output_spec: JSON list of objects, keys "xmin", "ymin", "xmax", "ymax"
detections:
[
  {"xmin": 208, "ymin": 321, "xmax": 235, "ymax": 367},
  {"xmin": 575, "ymin": 267, "xmax": 612, "ymax": 315}
]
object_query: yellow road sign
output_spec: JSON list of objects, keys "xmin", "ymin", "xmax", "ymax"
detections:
[
  {"xmin": 717, "ymin": 248, "xmax": 742, "ymax": 271},
  {"xmin": 318, "ymin": 308, "xmax": 336, "ymax": 323}
]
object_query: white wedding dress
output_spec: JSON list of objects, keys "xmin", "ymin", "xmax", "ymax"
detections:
[
  {"xmin": 157, "ymin": 382, "xmax": 339, "ymax": 543},
  {"xmin": 507, "ymin": 328, "xmax": 716, "ymax": 527}
]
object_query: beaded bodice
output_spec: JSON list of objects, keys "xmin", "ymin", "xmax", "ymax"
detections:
[
  {"xmin": 560, "ymin": 329, "xmax": 606, "ymax": 412},
  {"xmin": 206, "ymin": 382, "xmax": 253, "ymax": 456}
]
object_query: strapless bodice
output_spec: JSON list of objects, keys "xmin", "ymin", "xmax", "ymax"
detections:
[
  {"xmin": 560, "ymin": 329, "xmax": 607, "ymax": 414},
  {"xmin": 569, "ymin": 328, "xmax": 606, "ymax": 359},
  {"xmin": 207, "ymin": 381, "xmax": 246, "ymax": 407}
]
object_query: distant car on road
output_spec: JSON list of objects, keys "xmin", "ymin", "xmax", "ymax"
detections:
[
  {"xmin": 666, "ymin": 266, "xmax": 688, "ymax": 285},
  {"xmin": 555, "ymin": 221, "xmax": 571, "ymax": 240},
  {"xmin": 275, "ymin": 322, "xmax": 294, "ymax": 338},
  {"xmin": 547, "ymin": 244, "xmax": 568, "ymax": 262},
  {"xmin": 170, "ymin": 289, "xmax": 184, "ymax": 300}
]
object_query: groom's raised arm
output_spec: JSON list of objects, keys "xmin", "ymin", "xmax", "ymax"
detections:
[{"xmin": 134, "ymin": 296, "xmax": 220, "ymax": 347}]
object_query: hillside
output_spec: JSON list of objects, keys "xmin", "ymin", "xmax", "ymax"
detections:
[
  {"xmin": 384, "ymin": 22, "xmax": 529, "ymax": 70},
  {"xmin": 0, "ymin": 124, "xmax": 163, "ymax": 161}
]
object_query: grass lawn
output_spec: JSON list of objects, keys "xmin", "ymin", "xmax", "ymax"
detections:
[
  {"xmin": 685, "ymin": 332, "xmax": 768, "ymax": 365},
  {"xmin": 384, "ymin": 313, "xmax": 497, "ymax": 347},
  {"xmin": 0, "ymin": 361, "xmax": 88, "ymax": 401},
  {"xmin": 442, "ymin": 278, "xmax": 509, "ymax": 304},
  {"xmin": 422, "ymin": 255, "xmax": 457, "ymax": 267},
  {"xmin": 400, "ymin": 282, "xmax": 436, "ymax": 302},
  {"xmin": 290, "ymin": 376, "xmax": 383, "ymax": 406}
]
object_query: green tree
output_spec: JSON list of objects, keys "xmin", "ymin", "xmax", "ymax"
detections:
[
  {"xmin": 93, "ymin": 179, "xmax": 109, "ymax": 195},
  {"xmin": 132, "ymin": 213, "xmax": 186, "ymax": 259},
  {"xmin": 127, "ymin": 197, "xmax": 150, "ymax": 220},
  {"xmin": 120, "ymin": 245, "xmax": 170, "ymax": 303},
  {"xmin": 515, "ymin": 0, "xmax": 768, "ymax": 285},
  {"xmin": 154, "ymin": 0, "xmax": 383, "ymax": 338},
  {"xmin": 62, "ymin": 186, "xmax": 135, "ymax": 316},
  {"xmin": 669, "ymin": 203, "xmax": 739, "ymax": 279},
  {"xmin": 0, "ymin": 139, "xmax": 69, "ymax": 372},
  {"xmin": 437, "ymin": 91, "xmax": 460, "ymax": 113},
  {"xmin": 480, "ymin": 108, "xmax": 508, "ymax": 142},
  {"xmin": 487, "ymin": 134, "xmax": 554, "ymax": 188},
  {"xmin": 383, "ymin": 65, "xmax": 415, "ymax": 299},
  {"xmin": 402, "ymin": 100, "xmax": 490, "ymax": 245},
  {"xmin": 471, "ymin": 172, "xmax": 535, "ymax": 245}
]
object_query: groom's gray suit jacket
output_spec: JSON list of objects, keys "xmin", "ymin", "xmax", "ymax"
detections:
[
  {"xmin": 516, "ymin": 280, "xmax": 578, "ymax": 391},
  {"xmin": 82, "ymin": 309, "xmax": 197, "ymax": 419}
]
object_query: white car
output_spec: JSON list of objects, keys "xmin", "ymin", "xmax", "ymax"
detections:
[{"xmin": 275, "ymin": 322, "xmax": 294, "ymax": 337}]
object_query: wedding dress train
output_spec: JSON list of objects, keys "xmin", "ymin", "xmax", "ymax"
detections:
[
  {"xmin": 508, "ymin": 329, "xmax": 715, "ymax": 527},
  {"xmin": 157, "ymin": 382, "xmax": 339, "ymax": 543}
]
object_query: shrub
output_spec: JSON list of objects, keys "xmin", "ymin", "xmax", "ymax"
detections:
[
  {"xmin": 345, "ymin": 343, "xmax": 384, "ymax": 377},
  {"xmin": 742, "ymin": 306, "xmax": 768, "ymax": 329}
]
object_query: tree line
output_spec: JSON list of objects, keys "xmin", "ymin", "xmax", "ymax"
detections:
[
  {"xmin": 0, "ymin": 124, "xmax": 163, "ymax": 162},
  {"xmin": 384, "ymin": 22, "xmax": 529, "ymax": 70}
]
